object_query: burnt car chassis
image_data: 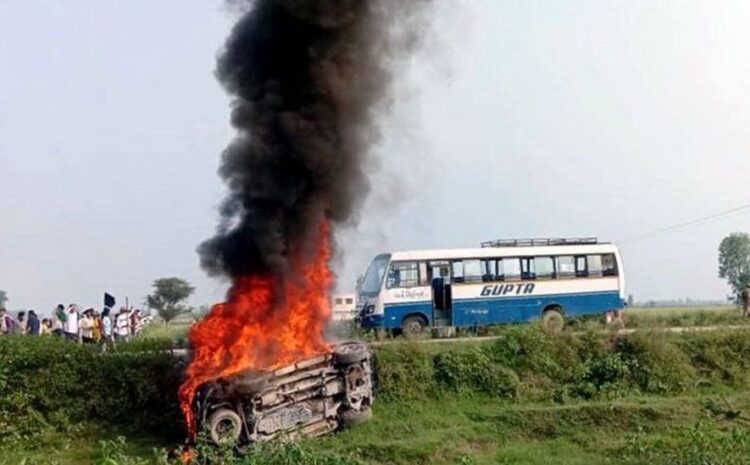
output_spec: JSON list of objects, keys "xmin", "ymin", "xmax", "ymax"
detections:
[{"xmin": 194, "ymin": 341, "xmax": 374, "ymax": 446}]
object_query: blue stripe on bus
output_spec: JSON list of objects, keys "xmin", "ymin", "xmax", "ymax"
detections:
[{"xmin": 369, "ymin": 291, "xmax": 623, "ymax": 330}]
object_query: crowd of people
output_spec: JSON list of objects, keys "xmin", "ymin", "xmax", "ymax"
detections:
[{"xmin": 0, "ymin": 304, "xmax": 150, "ymax": 344}]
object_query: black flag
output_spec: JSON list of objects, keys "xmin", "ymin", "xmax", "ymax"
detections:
[{"xmin": 104, "ymin": 293, "xmax": 116, "ymax": 309}]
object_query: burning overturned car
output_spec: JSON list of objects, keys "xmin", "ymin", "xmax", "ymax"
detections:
[{"xmin": 191, "ymin": 341, "xmax": 375, "ymax": 446}]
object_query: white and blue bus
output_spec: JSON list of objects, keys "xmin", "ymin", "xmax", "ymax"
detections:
[{"xmin": 357, "ymin": 238, "xmax": 625, "ymax": 335}]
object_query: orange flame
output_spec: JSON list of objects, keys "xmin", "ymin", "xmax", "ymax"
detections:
[{"xmin": 179, "ymin": 222, "xmax": 333, "ymax": 437}]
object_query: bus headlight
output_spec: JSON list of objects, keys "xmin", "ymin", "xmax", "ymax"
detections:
[{"xmin": 364, "ymin": 304, "xmax": 375, "ymax": 315}]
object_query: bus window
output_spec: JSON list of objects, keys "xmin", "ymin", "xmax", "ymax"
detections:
[
  {"xmin": 463, "ymin": 259, "xmax": 483, "ymax": 283},
  {"xmin": 429, "ymin": 261, "xmax": 451, "ymax": 283},
  {"xmin": 419, "ymin": 262, "xmax": 429, "ymax": 285},
  {"xmin": 452, "ymin": 261, "xmax": 465, "ymax": 283},
  {"xmin": 502, "ymin": 258, "xmax": 522, "ymax": 280},
  {"xmin": 482, "ymin": 259, "xmax": 497, "ymax": 282},
  {"xmin": 361, "ymin": 255, "xmax": 389, "ymax": 295},
  {"xmin": 602, "ymin": 254, "xmax": 618, "ymax": 276},
  {"xmin": 575, "ymin": 256, "xmax": 588, "ymax": 277},
  {"xmin": 535, "ymin": 257, "xmax": 554, "ymax": 279},
  {"xmin": 587, "ymin": 255, "xmax": 603, "ymax": 277},
  {"xmin": 521, "ymin": 258, "xmax": 535, "ymax": 280},
  {"xmin": 556, "ymin": 256, "xmax": 575, "ymax": 278},
  {"xmin": 387, "ymin": 261, "xmax": 419, "ymax": 288}
]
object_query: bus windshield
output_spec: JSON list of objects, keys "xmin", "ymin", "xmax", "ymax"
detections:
[{"xmin": 360, "ymin": 255, "xmax": 390, "ymax": 296}]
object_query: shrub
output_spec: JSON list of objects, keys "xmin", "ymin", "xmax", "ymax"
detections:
[
  {"xmin": 374, "ymin": 344, "xmax": 438, "ymax": 401},
  {"xmin": 0, "ymin": 336, "xmax": 182, "ymax": 446},
  {"xmin": 433, "ymin": 348, "xmax": 519, "ymax": 398},
  {"xmin": 372, "ymin": 326, "xmax": 750, "ymax": 405},
  {"xmin": 618, "ymin": 333, "xmax": 696, "ymax": 394},
  {"xmin": 678, "ymin": 330, "xmax": 750, "ymax": 386}
]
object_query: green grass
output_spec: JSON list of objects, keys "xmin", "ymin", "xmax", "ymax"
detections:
[
  {"xmin": 0, "ymin": 425, "xmax": 165, "ymax": 465},
  {"xmin": 5, "ymin": 392, "xmax": 750, "ymax": 465},
  {"xmin": 7, "ymin": 323, "xmax": 750, "ymax": 464},
  {"xmin": 314, "ymin": 393, "xmax": 750, "ymax": 465},
  {"xmin": 136, "ymin": 322, "xmax": 191, "ymax": 343},
  {"xmin": 623, "ymin": 306, "xmax": 747, "ymax": 329}
]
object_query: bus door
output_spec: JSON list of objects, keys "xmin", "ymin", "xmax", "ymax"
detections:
[{"xmin": 430, "ymin": 261, "xmax": 453, "ymax": 326}]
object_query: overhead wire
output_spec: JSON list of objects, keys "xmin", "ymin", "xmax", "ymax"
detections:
[{"xmin": 618, "ymin": 203, "xmax": 750, "ymax": 244}]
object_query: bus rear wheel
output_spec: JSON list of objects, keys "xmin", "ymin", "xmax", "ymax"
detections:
[
  {"xmin": 402, "ymin": 315, "xmax": 427, "ymax": 338},
  {"xmin": 541, "ymin": 307, "xmax": 565, "ymax": 332}
]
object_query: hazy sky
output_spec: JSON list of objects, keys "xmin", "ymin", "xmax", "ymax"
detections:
[{"xmin": 2, "ymin": 0, "xmax": 750, "ymax": 313}]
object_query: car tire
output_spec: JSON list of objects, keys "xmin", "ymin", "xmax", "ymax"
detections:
[
  {"xmin": 402, "ymin": 315, "xmax": 427, "ymax": 338},
  {"xmin": 335, "ymin": 341, "xmax": 370, "ymax": 365},
  {"xmin": 340, "ymin": 407, "xmax": 373, "ymax": 427},
  {"xmin": 208, "ymin": 408, "xmax": 243, "ymax": 446},
  {"xmin": 541, "ymin": 307, "xmax": 565, "ymax": 332}
]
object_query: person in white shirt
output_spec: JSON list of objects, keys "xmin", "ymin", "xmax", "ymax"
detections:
[
  {"xmin": 64, "ymin": 304, "xmax": 80, "ymax": 342},
  {"xmin": 115, "ymin": 308, "xmax": 131, "ymax": 342},
  {"xmin": 0, "ymin": 308, "xmax": 13, "ymax": 335},
  {"xmin": 52, "ymin": 304, "xmax": 65, "ymax": 337}
]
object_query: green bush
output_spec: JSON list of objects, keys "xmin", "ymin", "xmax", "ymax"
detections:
[
  {"xmin": 433, "ymin": 348, "xmax": 519, "ymax": 398},
  {"xmin": 618, "ymin": 332, "xmax": 696, "ymax": 394},
  {"xmin": 678, "ymin": 330, "xmax": 750, "ymax": 385},
  {"xmin": 0, "ymin": 336, "xmax": 182, "ymax": 445},
  {"xmin": 374, "ymin": 327, "xmax": 750, "ymax": 405},
  {"xmin": 89, "ymin": 435, "xmax": 363, "ymax": 465},
  {"xmin": 6, "ymin": 325, "xmax": 750, "ymax": 451},
  {"xmin": 375, "ymin": 344, "xmax": 438, "ymax": 401}
]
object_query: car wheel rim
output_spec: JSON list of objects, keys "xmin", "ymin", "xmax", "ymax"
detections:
[{"xmin": 215, "ymin": 419, "xmax": 238, "ymax": 442}]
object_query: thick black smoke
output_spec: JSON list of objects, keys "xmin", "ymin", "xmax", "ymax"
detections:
[{"xmin": 200, "ymin": 0, "xmax": 430, "ymax": 278}]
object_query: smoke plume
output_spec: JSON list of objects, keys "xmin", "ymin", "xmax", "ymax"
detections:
[{"xmin": 199, "ymin": 0, "xmax": 431, "ymax": 279}]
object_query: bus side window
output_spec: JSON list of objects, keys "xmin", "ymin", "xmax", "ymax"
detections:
[
  {"xmin": 463, "ymin": 259, "xmax": 483, "ymax": 283},
  {"xmin": 429, "ymin": 261, "xmax": 451, "ymax": 284},
  {"xmin": 587, "ymin": 255, "xmax": 603, "ymax": 277},
  {"xmin": 386, "ymin": 261, "xmax": 419, "ymax": 288},
  {"xmin": 556, "ymin": 256, "xmax": 575, "ymax": 278},
  {"xmin": 602, "ymin": 254, "xmax": 618, "ymax": 276},
  {"xmin": 482, "ymin": 259, "xmax": 497, "ymax": 282},
  {"xmin": 575, "ymin": 256, "xmax": 588, "ymax": 277},
  {"xmin": 535, "ymin": 256, "xmax": 554, "ymax": 279},
  {"xmin": 521, "ymin": 257, "xmax": 536, "ymax": 280},
  {"xmin": 452, "ymin": 261, "xmax": 465, "ymax": 283},
  {"xmin": 503, "ymin": 258, "xmax": 521, "ymax": 280},
  {"xmin": 419, "ymin": 262, "xmax": 429, "ymax": 285}
]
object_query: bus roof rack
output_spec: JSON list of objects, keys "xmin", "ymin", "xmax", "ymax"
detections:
[{"xmin": 481, "ymin": 237, "xmax": 599, "ymax": 248}]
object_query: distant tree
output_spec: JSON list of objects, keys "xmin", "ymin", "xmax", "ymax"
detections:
[
  {"xmin": 192, "ymin": 305, "xmax": 211, "ymax": 321},
  {"xmin": 718, "ymin": 232, "xmax": 750, "ymax": 303},
  {"xmin": 0, "ymin": 290, "xmax": 7, "ymax": 308},
  {"xmin": 146, "ymin": 278, "xmax": 195, "ymax": 324}
]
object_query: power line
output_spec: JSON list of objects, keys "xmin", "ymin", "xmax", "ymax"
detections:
[{"xmin": 618, "ymin": 203, "xmax": 750, "ymax": 244}]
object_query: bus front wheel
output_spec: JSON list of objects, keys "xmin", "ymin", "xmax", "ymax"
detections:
[
  {"xmin": 402, "ymin": 315, "xmax": 427, "ymax": 338},
  {"xmin": 541, "ymin": 307, "xmax": 565, "ymax": 332}
]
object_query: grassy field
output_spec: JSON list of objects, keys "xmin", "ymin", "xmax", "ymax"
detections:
[
  {"xmin": 622, "ymin": 305, "xmax": 746, "ymax": 329},
  {"xmin": 3, "ymin": 392, "xmax": 750, "ymax": 465},
  {"xmin": 5, "ymin": 326, "xmax": 750, "ymax": 464}
]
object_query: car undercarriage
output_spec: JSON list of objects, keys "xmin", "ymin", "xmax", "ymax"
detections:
[{"xmin": 194, "ymin": 341, "xmax": 375, "ymax": 446}]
